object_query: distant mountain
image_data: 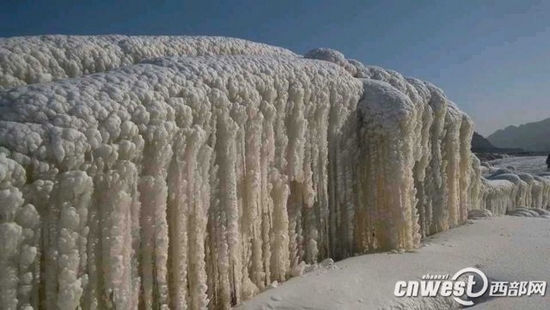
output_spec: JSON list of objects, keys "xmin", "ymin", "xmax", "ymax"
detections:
[
  {"xmin": 488, "ymin": 118, "xmax": 550, "ymax": 152},
  {"xmin": 471, "ymin": 131, "xmax": 523, "ymax": 153},
  {"xmin": 471, "ymin": 132, "xmax": 496, "ymax": 152}
]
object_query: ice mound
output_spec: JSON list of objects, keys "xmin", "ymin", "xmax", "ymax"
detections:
[
  {"xmin": 468, "ymin": 208, "xmax": 493, "ymax": 219},
  {"xmin": 508, "ymin": 207, "xmax": 550, "ymax": 218},
  {"xmin": 0, "ymin": 35, "xmax": 540, "ymax": 309},
  {"xmin": 477, "ymin": 171, "xmax": 550, "ymax": 215}
]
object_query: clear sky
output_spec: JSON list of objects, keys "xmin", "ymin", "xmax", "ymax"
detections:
[{"xmin": 2, "ymin": 0, "xmax": 550, "ymax": 136}]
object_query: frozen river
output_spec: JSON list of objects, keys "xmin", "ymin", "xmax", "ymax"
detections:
[{"xmin": 487, "ymin": 156, "xmax": 549, "ymax": 174}]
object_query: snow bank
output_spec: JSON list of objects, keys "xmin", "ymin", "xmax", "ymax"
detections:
[
  {"xmin": 1, "ymin": 38, "xmax": 480, "ymax": 309},
  {"xmin": 237, "ymin": 216, "xmax": 550, "ymax": 310}
]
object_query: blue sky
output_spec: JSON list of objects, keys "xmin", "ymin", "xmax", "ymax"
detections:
[{"xmin": 2, "ymin": 0, "xmax": 550, "ymax": 135}]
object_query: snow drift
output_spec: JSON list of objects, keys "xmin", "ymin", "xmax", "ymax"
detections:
[{"xmin": 0, "ymin": 35, "xmax": 546, "ymax": 310}]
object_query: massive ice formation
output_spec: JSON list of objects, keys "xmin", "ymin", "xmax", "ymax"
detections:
[
  {"xmin": 477, "ymin": 167, "xmax": 550, "ymax": 215},
  {"xmin": 0, "ymin": 36, "xmax": 547, "ymax": 309}
]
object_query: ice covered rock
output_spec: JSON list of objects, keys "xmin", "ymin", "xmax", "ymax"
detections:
[{"xmin": 468, "ymin": 208, "xmax": 493, "ymax": 219}]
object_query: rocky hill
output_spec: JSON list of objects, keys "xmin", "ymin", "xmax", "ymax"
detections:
[
  {"xmin": 488, "ymin": 118, "xmax": 550, "ymax": 152},
  {"xmin": 471, "ymin": 131, "xmax": 523, "ymax": 153}
]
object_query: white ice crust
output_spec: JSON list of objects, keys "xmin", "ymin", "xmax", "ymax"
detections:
[{"xmin": 0, "ymin": 35, "xmax": 297, "ymax": 88}]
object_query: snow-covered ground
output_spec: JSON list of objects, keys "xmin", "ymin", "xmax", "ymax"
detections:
[
  {"xmin": 487, "ymin": 156, "xmax": 548, "ymax": 175},
  {"xmin": 237, "ymin": 216, "xmax": 550, "ymax": 310}
]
